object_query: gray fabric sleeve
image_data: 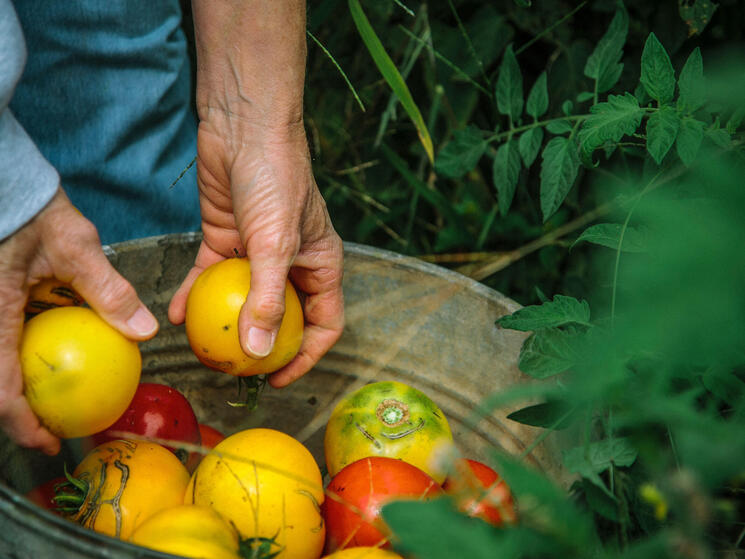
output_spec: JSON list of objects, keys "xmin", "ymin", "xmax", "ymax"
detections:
[{"xmin": 0, "ymin": 0, "xmax": 59, "ymax": 242}]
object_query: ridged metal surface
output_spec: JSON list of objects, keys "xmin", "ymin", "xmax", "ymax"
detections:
[{"xmin": 0, "ymin": 233, "xmax": 568, "ymax": 558}]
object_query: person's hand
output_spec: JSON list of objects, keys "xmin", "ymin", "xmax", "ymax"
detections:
[
  {"xmin": 0, "ymin": 188, "xmax": 159, "ymax": 454},
  {"xmin": 167, "ymin": 117, "xmax": 345, "ymax": 388}
]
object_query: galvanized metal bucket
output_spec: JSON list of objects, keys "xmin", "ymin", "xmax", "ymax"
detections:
[{"xmin": 0, "ymin": 233, "xmax": 567, "ymax": 557}]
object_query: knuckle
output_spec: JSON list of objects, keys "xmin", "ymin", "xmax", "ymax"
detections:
[
  {"xmin": 253, "ymin": 294, "xmax": 286, "ymax": 321},
  {"xmin": 96, "ymin": 277, "xmax": 138, "ymax": 312}
]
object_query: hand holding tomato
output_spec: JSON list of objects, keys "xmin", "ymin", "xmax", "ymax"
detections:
[{"xmin": 0, "ymin": 188, "xmax": 158, "ymax": 454}]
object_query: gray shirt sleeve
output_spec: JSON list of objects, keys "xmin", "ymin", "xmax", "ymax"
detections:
[{"xmin": 0, "ymin": 0, "xmax": 59, "ymax": 242}]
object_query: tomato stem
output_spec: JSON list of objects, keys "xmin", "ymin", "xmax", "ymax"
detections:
[
  {"xmin": 237, "ymin": 535, "xmax": 283, "ymax": 559},
  {"xmin": 227, "ymin": 375, "xmax": 267, "ymax": 411}
]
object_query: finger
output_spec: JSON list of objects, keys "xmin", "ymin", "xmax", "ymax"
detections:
[
  {"xmin": 268, "ymin": 322, "xmax": 343, "ymax": 388},
  {"xmin": 0, "ymin": 396, "xmax": 60, "ymax": 455}
]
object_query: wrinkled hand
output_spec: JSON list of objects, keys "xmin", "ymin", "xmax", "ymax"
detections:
[
  {"xmin": 0, "ymin": 188, "xmax": 159, "ymax": 454},
  {"xmin": 168, "ymin": 117, "xmax": 345, "ymax": 388}
]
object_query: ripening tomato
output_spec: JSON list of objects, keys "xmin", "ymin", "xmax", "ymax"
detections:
[
  {"xmin": 442, "ymin": 458, "xmax": 517, "ymax": 526},
  {"xmin": 322, "ymin": 548, "xmax": 404, "ymax": 559},
  {"xmin": 323, "ymin": 456, "xmax": 442, "ymax": 552},
  {"xmin": 67, "ymin": 439, "xmax": 190, "ymax": 540},
  {"xmin": 324, "ymin": 381, "xmax": 454, "ymax": 484},
  {"xmin": 25, "ymin": 477, "xmax": 70, "ymax": 512},
  {"xmin": 198, "ymin": 423, "xmax": 226, "ymax": 449},
  {"xmin": 185, "ymin": 258, "xmax": 304, "ymax": 376},
  {"xmin": 186, "ymin": 428, "xmax": 325, "ymax": 559},
  {"xmin": 87, "ymin": 382, "xmax": 202, "ymax": 471},
  {"xmin": 24, "ymin": 277, "xmax": 84, "ymax": 315},
  {"xmin": 19, "ymin": 306, "xmax": 141, "ymax": 438},
  {"xmin": 130, "ymin": 504, "xmax": 243, "ymax": 559}
]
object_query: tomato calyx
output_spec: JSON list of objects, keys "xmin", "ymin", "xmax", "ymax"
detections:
[
  {"xmin": 376, "ymin": 399, "xmax": 409, "ymax": 427},
  {"xmin": 226, "ymin": 375, "xmax": 268, "ymax": 411},
  {"xmin": 51, "ymin": 465, "xmax": 89, "ymax": 514},
  {"xmin": 237, "ymin": 534, "xmax": 283, "ymax": 559}
]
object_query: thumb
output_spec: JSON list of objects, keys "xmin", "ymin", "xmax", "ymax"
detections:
[{"xmin": 238, "ymin": 256, "xmax": 295, "ymax": 359}]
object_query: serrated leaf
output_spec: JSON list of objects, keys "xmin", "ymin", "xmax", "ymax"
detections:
[
  {"xmin": 434, "ymin": 125, "xmax": 487, "ymax": 178},
  {"xmin": 571, "ymin": 223, "xmax": 647, "ymax": 252},
  {"xmin": 497, "ymin": 294, "xmax": 591, "ymax": 331},
  {"xmin": 496, "ymin": 44, "xmax": 523, "ymax": 122},
  {"xmin": 675, "ymin": 117, "xmax": 705, "ymax": 166},
  {"xmin": 349, "ymin": 0, "xmax": 433, "ymax": 162},
  {"xmin": 507, "ymin": 400, "xmax": 574, "ymax": 429},
  {"xmin": 563, "ymin": 438, "xmax": 638, "ymax": 497},
  {"xmin": 546, "ymin": 120, "xmax": 573, "ymax": 135},
  {"xmin": 540, "ymin": 136, "xmax": 580, "ymax": 222},
  {"xmin": 578, "ymin": 93, "xmax": 643, "ymax": 157},
  {"xmin": 640, "ymin": 33, "xmax": 676, "ymax": 104},
  {"xmin": 526, "ymin": 72, "xmax": 548, "ymax": 118},
  {"xmin": 518, "ymin": 127, "xmax": 543, "ymax": 167},
  {"xmin": 518, "ymin": 327, "xmax": 583, "ymax": 379},
  {"xmin": 646, "ymin": 106, "xmax": 680, "ymax": 164},
  {"xmin": 678, "ymin": 47, "xmax": 705, "ymax": 112},
  {"xmin": 584, "ymin": 7, "xmax": 628, "ymax": 93},
  {"xmin": 493, "ymin": 140, "xmax": 521, "ymax": 217}
]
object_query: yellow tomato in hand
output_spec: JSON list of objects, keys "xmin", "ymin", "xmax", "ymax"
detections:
[
  {"xmin": 186, "ymin": 428, "xmax": 325, "ymax": 559},
  {"xmin": 130, "ymin": 504, "xmax": 242, "ymax": 559},
  {"xmin": 19, "ymin": 306, "xmax": 141, "ymax": 438},
  {"xmin": 24, "ymin": 277, "xmax": 84, "ymax": 315},
  {"xmin": 185, "ymin": 258, "xmax": 303, "ymax": 376},
  {"xmin": 324, "ymin": 381, "xmax": 455, "ymax": 484},
  {"xmin": 69, "ymin": 440, "xmax": 191, "ymax": 540}
]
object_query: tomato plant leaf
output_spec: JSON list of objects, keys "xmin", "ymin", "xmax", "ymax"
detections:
[
  {"xmin": 434, "ymin": 125, "xmax": 487, "ymax": 178},
  {"xmin": 507, "ymin": 400, "xmax": 575, "ymax": 429},
  {"xmin": 702, "ymin": 366, "xmax": 745, "ymax": 406},
  {"xmin": 518, "ymin": 126, "xmax": 543, "ymax": 167},
  {"xmin": 497, "ymin": 294, "xmax": 591, "ymax": 331},
  {"xmin": 578, "ymin": 93, "xmax": 644, "ymax": 157},
  {"xmin": 640, "ymin": 33, "xmax": 676, "ymax": 104},
  {"xmin": 678, "ymin": 0, "xmax": 719, "ymax": 36},
  {"xmin": 526, "ymin": 72, "xmax": 548, "ymax": 119},
  {"xmin": 563, "ymin": 438, "xmax": 638, "ymax": 497},
  {"xmin": 540, "ymin": 136, "xmax": 580, "ymax": 222},
  {"xmin": 677, "ymin": 47, "xmax": 705, "ymax": 113},
  {"xmin": 584, "ymin": 5, "xmax": 628, "ymax": 94},
  {"xmin": 496, "ymin": 44, "xmax": 523, "ymax": 122},
  {"xmin": 545, "ymin": 120, "xmax": 573, "ymax": 135},
  {"xmin": 571, "ymin": 223, "xmax": 648, "ymax": 252},
  {"xmin": 705, "ymin": 126, "xmax": 731, "ymax": 149},
  {"xmin": 646, "ymin": 106, "xmax": 681, "ymax": 164},
  {"xmin": 348, "ymin": 0, "xmax": 434, "ymax": 163},
  {"xmin": 493, "ymin": 139, "xmax": 521, "ymax": 217},
  {"xmin": 675, "ymin": 117, "xmax": 705, "ymax": 166},
  {"xmin": 518, "ymin": 327, "xmax": 584, "ymax": 379}
]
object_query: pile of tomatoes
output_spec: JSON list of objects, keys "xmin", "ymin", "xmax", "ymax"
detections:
[{"xmin": 19, "ymin": 262, "xmax": 516, "ymax": 559}]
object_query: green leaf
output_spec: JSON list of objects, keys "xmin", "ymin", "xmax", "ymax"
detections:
[
  {"xmin": 497, "ymin": 294, "xmax": 591, "ymax": 331},
  {"xmin": 571, "ymin": 223, "xmax": 647, "ymax": 252},
  {"xmin": 514, "ymin": 0, "xmax": 532, "ymax": 6},
  {"xmin": 518, "ymin": 127, "xmax": 543, "ymax": 167},
  {"xmin": 434, "ymin": 125, "xmax": 486, "ymax": 178},
  {"xmin": 563, "ymin": 438, "xmax": 638, "ymax": 497},
  {"xmin": 496, "ymin": 44, "xmax": 523, "ymax": 122},
  {"xmin": 584, "ymin": 6, "xmax": 628, "ymax": 94},
  {"xmin": 578, "ymin": 93, "xmax": 643, "ymax": 157},
  {"xmin": 578, "ymin": 478, "xmax": 619, "ymax": 521},
  {"xmin": 348, "ymin": 0, "xmax": 433, "ymax": 162},
  {"xmin": 646, "ymin": 106, "xmax": 681, "ymax": 164},
  {"xmin": 546, "ymin": 120, "xmax": 573, "ymax": 135},
  {"xmin": 526, "ymin": 72, "xmax": 548, "ymax": 119},
  {"xmin": 576, "ymin": 91, "xmax": 595, "ymax": 103},
  {"xmin": 493, "ymin": 140, "xmax": 521, "ymax": 217},
  {"xmin": 706, "ymin": 126, "xmax": 731, "ymax": 149},
  {"xmin": 702, "ymin": 366, "xmax": 745, "ymax": 406},
  {"xmin": 507, "ymin": 400, "xmax": 574, "ymax": 429},
  {"xmin": 518, "ymin": 327, "xmax": 583, "ymax": 379},
  {"xmin": 640, "ymin": 33, "xmax": 676, "ymax": 104},
  {"xmin": 382, "ymin": 498, "xmax": 505, "ymax": 559},
  {"xmin": 678, "ymin": 0, "xmax": 719, "ymax": 36},
  {"xmin": 678, "ymin": 47, "xmax": 705, "ymax": 112},
  {"xmin": 540, "ymin": 137, "xmax": 580, "ymax": 222},
  {"xmin": 675, "ymin": 117, "xmax": 705, "ymax": 166},
  {"xmin": 726, "ymin": 106, "xmax": 745, "ymax": 134}
]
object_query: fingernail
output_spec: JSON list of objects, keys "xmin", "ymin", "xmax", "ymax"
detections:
[
  {"xmin": 127, "ymin": 307, "xmax": 158, "ymax": 336},
  {"xmin": 247, "ymin": 327, "xmax": 275, "ymax": 358}
]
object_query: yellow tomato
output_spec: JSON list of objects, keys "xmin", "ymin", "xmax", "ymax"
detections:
[
  {"xmin": 24, "ymin": 277, "xmax": 84, "ymax": 315},
  {"xmin": 130, "ymin": 504, "xmax": 242, "ymax": 559},
  {"xmin": 185, "ymin": 258, "xmax": 304, "ymax": 376},
  {"xmin": 322, "ymin": 548, "xmax": 404, "ymax": 559},
  {"xmin": 19, "ymin": 306, "xmax": 141, "ymax": 438},
  {"xmin": 69, "ymin": 440, "xmax": 191, "ymax": 540},
  {"xmin": 324, "ymin": 381, "xmax": 455, "ymax": 484},
  {"xmin": 186, "ymin": 428, "xmax": 325, "ymax": 559}
]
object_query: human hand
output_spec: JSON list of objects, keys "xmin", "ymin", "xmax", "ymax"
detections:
[
  {"xmin": 167, "ymin": 118, "xmax": 345, "ymax": 388},
  {"xmin": 0, "ymin": 188, "xmax": 159, "ymax": 454}
]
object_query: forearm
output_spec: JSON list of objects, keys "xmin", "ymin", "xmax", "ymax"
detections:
[{"xmin": 191, "ymin": 0, "xmax": 307, "ymax": 136}]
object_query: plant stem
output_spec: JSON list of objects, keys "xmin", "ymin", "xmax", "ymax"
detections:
[
  {"xmin": 515, "ymin": 1, "xmax": 589, "ymax": 56},
  {"xmin": 485, "ymin": 115, "xmax": 587, "ymax": 143},
  {"xmin": 307, "ymin": 30, "xmax": 365, "ymax": 112},
  {"xmin": 447, "ymin": 0, "xmax": 490, "ymax": 86}
]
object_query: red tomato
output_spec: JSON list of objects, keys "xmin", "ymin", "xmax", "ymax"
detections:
[
  {"xmin": 442, "ymin": 458, "xmax": 517, "ymax": 526},
  {"xmin": 87, "ymin": 383, "xmax": 201, "ymax": 471},
  {"xmin": 26, "ymin": 477, "xmax": 70, "ymax": 512},
  {"xmin": 323, "ymin": 456, "xmax": 442, "ymax": 552},
  {"xmin": 198, "ymin": 423, "xmax": 225, "ymax": 449}
]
